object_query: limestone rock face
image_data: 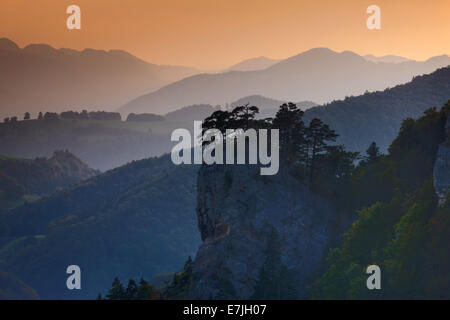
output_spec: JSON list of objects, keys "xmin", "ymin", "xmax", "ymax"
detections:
[
  {"xmin": 189, "ymin": 164, "xmax": 354, "ymax": 299},
  {"xmin": 434, "ymin": 114, "xmax": 450, "ymax": 202}
]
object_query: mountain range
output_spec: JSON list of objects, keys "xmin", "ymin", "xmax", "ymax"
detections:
[
  {"xmin": 2, "ymin": 38, "xmax": 449, "ymax": 120},
  {"xmin": 120, "ymin": 48, "xmax": 450, "ymax": 115},
  {"xmin": 0, "ymin": 38, "xmax": 198, "ymax": 119},
  {"xmin": 0, "ymin": 65, "xmax": 449, "ymax": 299},
  {"xmin": 227, "ymin": 54, "xmax": 413, "ymax": 71},
  {"xmin": 363, "ymin": 54, "xmax": 413, "ymax": 64},
  {"xmin": 1, "ymin": 66, "xmax": 449, "ymax": 172},
  {"xmin": 226, "ymin": 56, "xmax": 280, "ymax": 72},
  {"xmin": 303, "ymin": 66, "xmax": 450, "ymax": 153}
]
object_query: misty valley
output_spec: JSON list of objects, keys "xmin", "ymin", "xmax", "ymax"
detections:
[{"xmin": 0, "ymin": 5, "xmax": 449, "ymax": 303}]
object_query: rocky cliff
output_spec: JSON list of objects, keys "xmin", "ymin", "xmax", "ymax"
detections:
[
  {"xmin": 189, "ymin": 164, "xmax": 354, "ymax": 299},
  {"xmin": 434, "ymin": 113, "xmax": 450, "ymax": 203}
]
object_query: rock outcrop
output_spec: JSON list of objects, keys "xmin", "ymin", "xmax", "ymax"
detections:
[
  {"xmin": 434, "ymin": 113, "xmax": 450, "ymax": 203},
  {"xmin": 189, "ymin": 164, "xmax": 354, "ymax": 299}
]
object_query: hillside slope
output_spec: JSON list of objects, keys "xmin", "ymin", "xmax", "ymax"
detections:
[
  {"xmin": 310, "ymin": 103, "xmax": 450, "ymax": 299},
  {"xmin": 0, "ymin": 155, "xmax": 201, "ymax": 299},
  {"xmin": 0, "ymin": 150, "xmax": 98, "ymax": 196},
  {"xmin": 304, "ymin": 67, "xmax": 450, "ymax": 153}
]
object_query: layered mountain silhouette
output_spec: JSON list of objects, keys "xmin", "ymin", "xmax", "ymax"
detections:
[
  {"xmin": 120, "ymin": 48, "xmax": 450, "ymax": 115},
  {"xmin": 0, "ymin": 38, "xmax": 198, "ymax": 118},
  {"xmin": 363, "ymin": 54, "xmax": 413, "ymax": 64},
  {"xmin": 226, "ymin": 56, "xmax": 280, "ymax": 71},
  {"xmin": 229, "ymin": 95, "xmax": 317, "ymax": 119},
  {"xmin": 1, "ymin": 67, "xmax": 449, "ymax": 299},
  {"xmin": 304, "ymin": 66, "xmax": 450, "ymax": 153},
  {"xmin": 230, "ymin": 95, "xmax": 317, "ymax": 111},
  {"xmin": 0, "ymin": 67, "xmax": 449, "ymax": 172}
]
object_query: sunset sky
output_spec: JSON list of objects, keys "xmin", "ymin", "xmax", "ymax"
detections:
[{"xmin": 1, "ymin": 0, "xmax": 449, "ymax": 69}]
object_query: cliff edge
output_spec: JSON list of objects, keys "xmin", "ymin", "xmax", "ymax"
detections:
[
  {"xmin": 434, "ymin": 113, "xmax": 450, "ymax": 203},
  {"xmin": 189, "ymin": 164, "xmax": 354, "ymax": 299}
]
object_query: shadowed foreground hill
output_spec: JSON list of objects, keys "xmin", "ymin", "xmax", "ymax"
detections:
[
  {"xmin": 309, "ymin": 103, "xmax": 450, "ymax": 299},
  {"xmin": 0, "ymin": 269, "xmax": 39, "ymax": 300},
  {"xmin": 0, "ymin": 155, "xmax": 201, "ymax": 299}
]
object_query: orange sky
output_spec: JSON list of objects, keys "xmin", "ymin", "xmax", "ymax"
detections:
[{"xmin": 0, "ymin": 0, "xmax": 449, "ymax": 69}]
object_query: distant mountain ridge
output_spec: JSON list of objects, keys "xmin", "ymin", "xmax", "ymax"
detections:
[
  {"xmin": 229, "ymin": 95, "xmax": 317, "ymax": 119},
  {"xmin": 304, "ymin": 66, "xmax": 450, "ymax": 153},
  {"xmin": 363, "ymin": 54, "xmax": 413, "ymax": 64},
  {"xmin": 230, "ymin": 95, "xmax": 317, "ymax": 111},
  {"xmin": 226, "ymin": 56, "xmax": 280, "ymax": 71},
  {"xmin": 0, "ymin": 38, "xmax": 199, "ymax": 118},
  {"xmin": 120, "ymin": 48, "xmax": 450, "ymax": 115}
]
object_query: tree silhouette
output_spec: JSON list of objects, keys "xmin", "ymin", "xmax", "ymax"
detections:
[
  {"xmin": 364, "ymin": 142, "xmax": 381, "ymax": 164},
  {"xmin": 252, "ymin": 228, "xmax": 297, "ymax": 299},
  {"xmin": 105, "ymin": 277, "xmax": 126, "ymax": 300},
  {"xmin": 272, "ymin": 103, "xmax": 305, "ymax": 164},
  {"xmin": 135, "ymin": 278, "xmax": 159, "ymax": 300},
  {"xmin": 202, "ymin": 105, "xmax": 263, "ymax": 146},
  {"xmin": 125, "ymin": 279, "xmax": 138, "ymax": 300},
  {"xmin": 231, "ymin": 104, "xmax": 259, "ymax": 130},
  {"xmin": 305, "ymin": 118, "xmax": 338, "ymax": 185},
  {"xmin": 164, "ymin": 256, "xmax": 194, "ymax": 299}
]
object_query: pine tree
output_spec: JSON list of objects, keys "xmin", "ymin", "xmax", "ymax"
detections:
[
  {"xmin": 231, "ymin": 104, "xmax": 259, "ymax": 130},
  {"xmin": 105, "ymin": 277, "xmax": 125, "ymax": 300},
  {"xmin": 272, "ymin": 103, "xmax": 305, "ymax": 164},
  {"xmin": 252, "ymin": 228, "xmax": 298, "ymax": 299},
  {"xmin": 365, "ymin": 142, "xmax": 381, "ymax": 163},
  {"xmin": 136, "ymin": 278, "xmax": 157, "ymax": 300},
  {"xmin": 164, "ymin": 256, "xmax": 194, "ymax": 299},
  {"xmin": 305, "ymin": 118, "xmax": 338, "ymax": 185},
  {"xmin": 125, "ymin": 279, "xmax": 138, "ymax": 300}
]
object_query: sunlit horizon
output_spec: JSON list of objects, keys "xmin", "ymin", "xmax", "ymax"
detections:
[{"xmin": 1, "ymin": 0, "xmax": 449, "ymax": 69}]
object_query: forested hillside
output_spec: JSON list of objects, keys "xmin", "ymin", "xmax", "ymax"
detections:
[
  {"xmin": 100, "ymin": 101, "xmax": 450, "ymax": 300},
  {"xmin": 0, "ymin": 150, "xmax": 98, "ymax": 196},
  {"xmin": 0, "ymin": 105, "xmax": 221, "ymax": 171},
  {"xmin": 0, "ymin": 269, "xmax": 39, "ymax": 300},
  {"xmin": 0, "ymin": 151, "xmax": 98, "ymax": 209},
  {"xmin": 304, "ymin": 66, "xmax": 450, "ymax": 153},
  {"xmin": 309, "ymin": 102, "xmax": 450, "ymax": 299},
  {"xmin": 1, "ymin": 99, "xmax": 448, "ymax": 300},
  {"xmin": 0, "ymin": 155, "xmax": 201, "ymax": 299}
]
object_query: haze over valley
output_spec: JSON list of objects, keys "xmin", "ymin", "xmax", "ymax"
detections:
[{"xmin": 0, "ymin": 0, "xmax": 449, "ymax": 300}]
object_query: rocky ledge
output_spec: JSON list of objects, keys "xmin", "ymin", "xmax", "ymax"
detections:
[
  {"xmin": 189, "ymin": 164, "xmax": 354, "ymax": 299},
  {"xmin": 434, "ymin": 113, "xmax": 450, "ymax": 203}
]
